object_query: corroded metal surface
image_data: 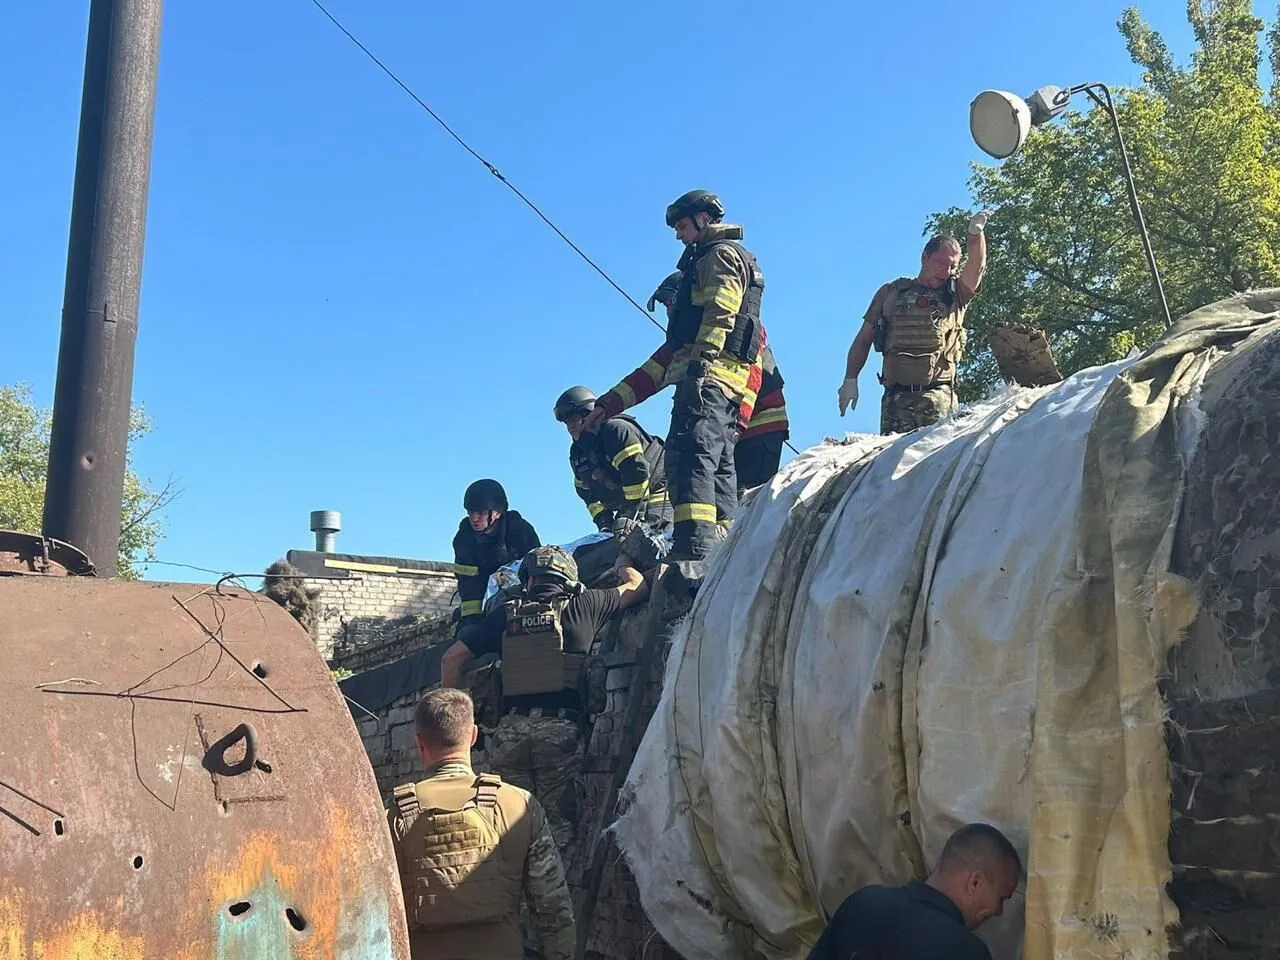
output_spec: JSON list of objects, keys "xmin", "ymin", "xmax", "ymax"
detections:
[
  {"xmin": 0, "ymin": 576, "xmax": 410, "ymax": 958},
  {"xmin": 0, "ymin": 530, "xmax": 95, "ymax": 577}
]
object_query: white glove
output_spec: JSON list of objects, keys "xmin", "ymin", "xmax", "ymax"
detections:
[
  {"xmin": 838, "ymin": 378, "xmax": 859, "ymax": 416},
  {"xmin": 967, "ymin": 209, "xmax": 992, "ymax": 235}
]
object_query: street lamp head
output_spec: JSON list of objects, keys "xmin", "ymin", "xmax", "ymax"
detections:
[{"xmin": 970, "ymin": 90, "xmax": 1032, "ymax": 159}]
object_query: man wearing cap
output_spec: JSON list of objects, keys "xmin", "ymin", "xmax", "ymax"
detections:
[{"xmin": 583, "ymin": 191, "xmax": 765, "ymax": 561}]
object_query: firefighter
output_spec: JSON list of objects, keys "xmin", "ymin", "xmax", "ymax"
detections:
[
  {"xmin": 840, "ymin": 212, "xmax": 990, "ymax": 434},
  {"xmin": 387, "ymin": 688, "xmax": 575, "ymax": 960},
  {"xmin": 439, "ymin": 546, "xmax": 651, "ymax": 858},
  {"xmin": 553, "ymin": 386, "xmax": 672, "ymax": 534},
  {"xmin": 648, "ymin": 272, "xmax": 788, "ymax": 494},
  {"xmin": 583, "ymin": 190, "xmax": 765, "ymax": 561},
  {"xmin": 452, "ymin": 479, "xmax": 540, "ymax": 637}
]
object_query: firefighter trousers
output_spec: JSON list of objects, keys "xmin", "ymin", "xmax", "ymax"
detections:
[
  {"xmin": 666, "ymin": 376, "xmax": 740, "ymax": 560},
  {"xmin": 735, "ymin": 431, "xmax": 786, "ymax": 494}
]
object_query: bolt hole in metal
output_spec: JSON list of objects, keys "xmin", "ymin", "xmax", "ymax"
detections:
[
  {"xmin": 53, "ymin": 819, "xmax": 65, "ymax": 836},
  {"xmin": 286, "ymin": 907, "xmax": 308, "ymax": 933},
  {"xmin": 227, "ymin": 901, "xmax": 252, "ymax": 918},
  {"xmin": 131, "ymin": 855, "xmax": 144, "ymax": 870},
  {"xmin": 251, "ymin": 661, "xmax": 268, "ymax": 679}
]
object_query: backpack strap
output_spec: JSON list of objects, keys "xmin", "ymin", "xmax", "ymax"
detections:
[
  {"xmin": 473, "ymin": 773, "xmax": 503, "ymax": 809},
  {"xmin": 393, "ymin": 782, "xmax": 422, "ymax": 831}
]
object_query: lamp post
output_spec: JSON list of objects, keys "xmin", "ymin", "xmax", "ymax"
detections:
[{"xmin": 969, "ymin": 82, "xmax": 1173, "ymax": 330}]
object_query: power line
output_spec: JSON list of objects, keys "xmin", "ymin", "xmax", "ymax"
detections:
[{"xmin": 307, "ymin": 0, "xmax": 664, "ymax": 334}]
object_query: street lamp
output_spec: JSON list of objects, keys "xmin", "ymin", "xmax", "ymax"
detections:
[{"xmin": 969, "ymin": 83, "xmax": 1173, "ymax": 330}]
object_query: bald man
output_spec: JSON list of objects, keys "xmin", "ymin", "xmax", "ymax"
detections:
[{"xmin": 806, "ymin": 823, "xmax": 1021, "ymax": 960}]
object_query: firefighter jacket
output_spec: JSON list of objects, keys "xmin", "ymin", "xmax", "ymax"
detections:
[
  {"xmin": 452, "ymin": 510, "xmax": 540, "ymax": 630},
  {"xmin": 595, "ymin": 223, "xmax": 765, "ymax": 420},
  {"xmin": 738, "ymin": 344, "xmax": 789, "ymax": 442},
  {"xmin": 869, "ymin": 277, "xmax": 973, "ymax": 387},
  {"xmin": 570, "ymin": 415, "xmax": 667, "ymax": 530},
  {"xmin": 389, "ymin": 759, "xmax": 575, "ymax": 960}
]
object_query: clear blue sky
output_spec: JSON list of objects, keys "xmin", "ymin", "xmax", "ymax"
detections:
[{"xmin": 2, "ymin": 1, "xmax": 1194, "ymax": 576}]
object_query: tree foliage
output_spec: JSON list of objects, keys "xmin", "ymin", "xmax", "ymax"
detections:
[
  {"xmin": 930, "ymin": 1, "xmax": 1280, "ymax": 400},
  {"xmin": 0, "ymin": 383, "xmax": 178, "ymax": 578}
]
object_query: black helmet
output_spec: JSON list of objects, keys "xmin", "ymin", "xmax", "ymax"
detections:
[
  {"xmin": 554, "ymin": 386, "xmax": 597, "ymax": 423},
  {"xmin": 665, "ymin": 190, "xmax": 724, "ymax": 228},
  {"xmin": 463, "ymin": 478, "xmax": 508, "ymax": 513},
  {"xmin": 647, "ymin": 271, "xmax": 682, "ymax": 312},
  {"xmin": 518, "ymin": 545, "xmax": 579, "ymax": 593}
]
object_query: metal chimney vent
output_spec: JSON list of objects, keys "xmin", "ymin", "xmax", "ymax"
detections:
[{"xmin": 309, "ymin": 510, "xmax": 341, "ymax": 553}]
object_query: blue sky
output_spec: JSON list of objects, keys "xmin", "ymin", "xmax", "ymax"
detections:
[{"xmin": 2, "ymin": 1, "xmax": 1195, "ymax": 576}]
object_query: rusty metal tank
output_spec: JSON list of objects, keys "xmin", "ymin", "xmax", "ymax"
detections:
[{"xmin": 0, "ymin": 531, "xmax": 411, "ymax": 958}]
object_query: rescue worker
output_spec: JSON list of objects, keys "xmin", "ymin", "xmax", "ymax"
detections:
[
  {"xmin": 553, "ymin": 386, "xmax": 672, "ymax": 534},
  {"xmin": 648, "ymin": 272, "xmax": 789, "ymax": 494},
  {"xmin": 439, "ymin": 545, "xmax": 651, "ymax": 856},
  {"xmin": 840, "ymin": 211, "xmax": 991, "ymax": 434},
  {"xmin": 387, "ymin": 688, "xmax": 575, "ymax": 960},
  {"xmin": 452, "ymin": 479, "xmax": 540, "ymax": 636},
  {"xmin": 806, "ymin": 822, "xmax": 1020, "ymax": 960},
  {"xmin": 584, "ymin": 190, "xmax": 765, "ymax": 561}
]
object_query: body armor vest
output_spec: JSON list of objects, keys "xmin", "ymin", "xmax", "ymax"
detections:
[
  {"xmin": 879, "ymin": 278, "xmax": 968, "ymax": 387},
  {"xmin": 667, "ymin": 239, "xmax": 764, "ymax": 363},
  {"xmin": 500, "ymin": 596, "xmax": 585, "ymax": 697},
  {"xmin": 392, "ymin": 772, "xmax": 530, "ymax": 955},
  {"xmin": 571, "ymin": 415, "xmax": 666, "ymax": 504}
]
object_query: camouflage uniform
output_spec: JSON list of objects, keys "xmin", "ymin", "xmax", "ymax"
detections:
[
  {"xmin": 880, "ymin": 383, "xmax": 958, "ymax": 435},
  {"xmin": 482, "ymin": 712, "xmax": 583, "ymax": 856}
]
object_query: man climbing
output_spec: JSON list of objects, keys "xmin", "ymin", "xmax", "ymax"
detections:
[
  {"xmin": 840, "ymin": 212, "xmax": 991, "ymax": 434},
  {"xmin": 439, "ymin": 545, "xmax": 651, "ymax": 859},
  {"xmin": 553, "ymin": 386, "xmax": 672, "ymax": 534},
  {"xmin": 584, "ymin": 190, "xmax": 765, "ymax": 561},
  {"xmin": 648, "ymin": 272, "xmax": 788, "ymax": 495},
  {"xmin": 806, "ymin": 822, "xmax": 1021, "ymax": 960},
  {"xmin": 451, "ymin": 479, "xmax": 540, "ymax": 637},
  {"xmin": 387, "ymin": 688, "xmax": 575, "ymax": 960}
]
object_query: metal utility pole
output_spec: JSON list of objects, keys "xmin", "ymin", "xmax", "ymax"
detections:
[{"xmin": 43, "ymin": 0, "xmax": 164, "ymax": 576}]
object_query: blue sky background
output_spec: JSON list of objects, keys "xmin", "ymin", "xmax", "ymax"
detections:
[{"xmin": 2, "ymin": 1, "xmax": 1196, "ymax": 576}]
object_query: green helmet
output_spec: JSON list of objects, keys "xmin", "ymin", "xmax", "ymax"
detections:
[
  {"xmin": 647, "ymin": 272, "xmax": 682, "ymax": 312},
  {"xmin": 518, "ymin": 546, "xmax": 579, "ymax": 593},
  {"xmin": 665, "ymin": 190, "xmax": 724, "ymax": 228},
  {"xmin": 554, "ymin": 386, "xmax": 597, "ymax": 422}
]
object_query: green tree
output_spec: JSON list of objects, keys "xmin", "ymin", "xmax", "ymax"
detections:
[
  {"xmin": 930, "ymin": 0, "xmax": 1280, "ymax": 400},
  {"xmin": 0, "ymin": 383, "xmax": 179, "ymax": 578}
]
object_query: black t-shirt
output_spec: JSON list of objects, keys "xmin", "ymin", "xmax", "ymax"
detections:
[
  {"xmin": 459, "ymin": 587, "xmax": 624, "ymax": 711},
  {"xmin": 806, "ymin": 882, "xmax": 992, "ymax": 960}
]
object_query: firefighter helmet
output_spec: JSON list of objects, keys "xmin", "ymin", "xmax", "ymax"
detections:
[
  {"xmin": 518, "ymin": 545, "xmax": 579, "ymax": 593},
  {"xmin": 554, "ymin": 386, "xmax": 598, "ymax": 423},
  {"xmin": 665, "ymin": 190, "xmax": 724, "ymax": 228},
  {"xmin": 647, "ymin": 272, "xmax": 682, "ymax": 312},
  {"xmin": 463, "ymin": 478, "xmax": 508, "ymax": 513}
]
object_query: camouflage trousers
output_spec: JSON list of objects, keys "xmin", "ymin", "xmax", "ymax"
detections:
[
  {"xmin": 483, "ymin": 712, "xmax": 584, "ymax": 857},
  {"xmin": 880, "ymin": 383, "xmax": 957, "ymax": 435}
]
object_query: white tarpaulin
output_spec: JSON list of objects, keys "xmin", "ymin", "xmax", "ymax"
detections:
[{"xmin": 613, "ymin": 295, "xmax": 1280, "ymax": 960}]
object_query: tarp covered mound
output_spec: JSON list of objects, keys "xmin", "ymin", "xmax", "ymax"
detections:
[{"xmin": 613, "ymin": 292, "xmax": 1280, "ymax": 960}]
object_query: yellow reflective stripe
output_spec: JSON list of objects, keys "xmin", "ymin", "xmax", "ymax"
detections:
[
  {"xmin": 588, "ymin": 501, "xmax": 606, "ymax": 518},
  {"xmin": 611, "ymin": 443, "xmax": 644, "ymax": 469},
  {"xmin": 749, "ymin": 406, "xmax": 789, "ymax": 427},
  {"xmin": 454, "ymin": 564, "xmax": 480, "ymax": 577},
  {"xmin": 641, "ymin": 358, "xmax": 666, "ymax": 381},
  {"xmin": 696, "ymin": 326, "xmax": 730, "ymax": 351},
  {"xmin": 622, "ymin": 479, "xmax": 650, "ymax": 501},
  {"xmin": 674, "ymin": 502, "xmax": 717, "ymax": 524},
  {"xmin": 646, "ymin": 489, "xmax": 670, "ymax": 504},
  {"xmin": 460, "ymin": 600, "xmax": 483, "ymax": 616},
  {"xmin": 615, "ymin": 382, "xmax": 637, "ymax": 408},
  {"xmin": 574, "ymin": 478, "xmax": 588, "ymax": 489}
]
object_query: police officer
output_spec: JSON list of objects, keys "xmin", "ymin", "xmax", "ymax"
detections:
[
  {"xmin": 388, "ymin": 688, "xmax": 575, "ymax": 960},
  {"xmin": 648, "ymin": 273, "xmax": 789, "ymax": 494},
  {"xmin": 584, "ymin": 190, "xmax": 766, "ymax": 561},
  {"xmin": 840, "ymin": 211, "xmax": 991, "ymax": 434},
  {"xmin": 452, "ymin": 479, "xmax": 540, "ymax": 636},
  {"xmin": 553, "ymin": 386, "xmax": 672, "ymax": 534},
  {"xmin": 440, "ymin": 546, "xmax": 651, "ymax": 856}
]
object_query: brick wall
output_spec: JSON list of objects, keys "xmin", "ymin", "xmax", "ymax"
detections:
[{"xmin": 355, "ymin": 688, "xmax": 428, "ymax": 803}]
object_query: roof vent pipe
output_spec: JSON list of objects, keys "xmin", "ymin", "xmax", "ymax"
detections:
[{"xmin": 309, "ymin": 510, "xmax": 341, "ymax": 553}]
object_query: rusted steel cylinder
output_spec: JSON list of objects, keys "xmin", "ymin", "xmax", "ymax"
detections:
[{"xmin": 0, "ymin": 575, "xmax": 410, "ymax": 958}]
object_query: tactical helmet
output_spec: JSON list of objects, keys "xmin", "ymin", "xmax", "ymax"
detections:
[
  {"xmin": 518, "ymin": 545, "xmax": 579, "ymax": 593},
  {"xmin": 665, "ymin": 190, "xmax": 724, "ymax": 228},
  {"xmin": 554, "ymin": 386, "xmax": 597, "ymax": 423},
  {"xmin": 647, "ymin": 272, "xmax": 682, "ymax": 312},
  {"xmin": 463, "ymin": 478, "xmax": 508, "ymax": 513}
]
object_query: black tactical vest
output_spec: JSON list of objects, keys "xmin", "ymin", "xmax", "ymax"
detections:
[{"xmin": 667, "ymin": 239, "xmax": 764, "ymax": 363}]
